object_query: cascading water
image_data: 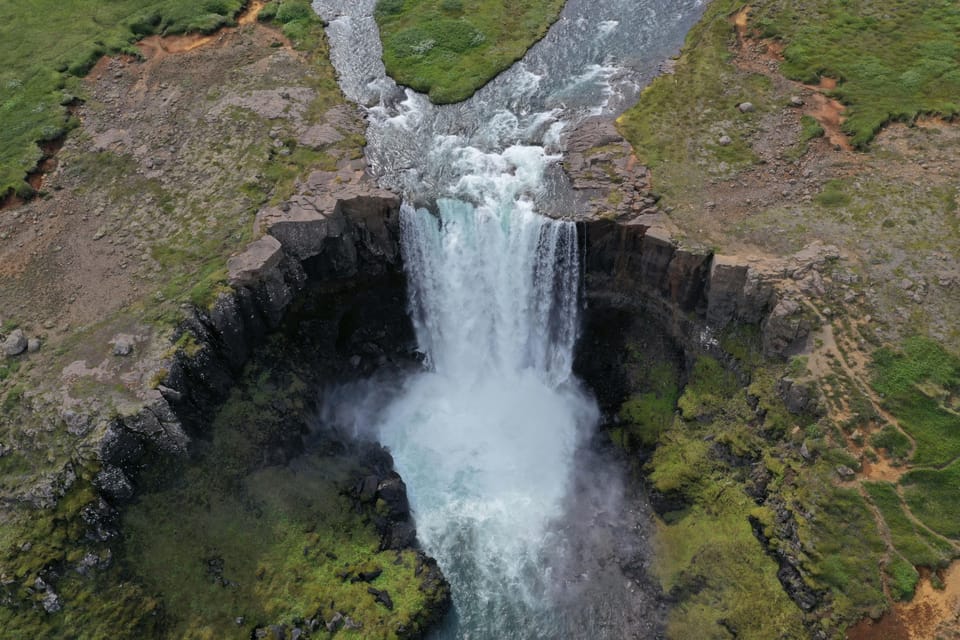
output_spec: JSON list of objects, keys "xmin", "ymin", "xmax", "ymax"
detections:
[{"xmin": 311, "ymin": 0, "xmax": 707, "ymax": 636}]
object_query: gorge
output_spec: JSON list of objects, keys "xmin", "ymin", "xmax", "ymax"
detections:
[{"xmin": 3, "ymin": 0, "xmax": 957, "ymax": 637}]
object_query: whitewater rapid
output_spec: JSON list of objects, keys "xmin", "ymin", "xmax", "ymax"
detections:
[{"xmin": 311, "ymin": 0, "xmax": 706, "ymax": 636}]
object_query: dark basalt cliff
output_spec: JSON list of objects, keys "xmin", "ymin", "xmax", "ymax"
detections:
[{"xmin": 88, "ymin": 177, "xmax": 451, "ymax": 636}]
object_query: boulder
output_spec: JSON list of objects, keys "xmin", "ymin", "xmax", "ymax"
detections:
[{"xmin": 2, "ymin": 328, "xmax": 27, "ymax": 357}]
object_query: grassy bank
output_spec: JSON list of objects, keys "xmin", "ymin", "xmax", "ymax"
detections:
[
  {"xmin": 375, "ymin": 0, "xmax": 564, "ymax": 103},
  {"xmin": 0, "ymin": 0, "xmax": 248, "ymax": 199}
]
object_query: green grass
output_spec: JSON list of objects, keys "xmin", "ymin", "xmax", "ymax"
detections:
[
  {"xmin": 863, "ymin": 481, "xmax": 954, "ymax": 569},
  {"xmin": 815, "ymin": 179, "xmax": 851, "ymax": 208},
  {"xmin": 677, "ymin": 355, "xmax": 742, "ymax": 420},
  {"xmin": 0, "ymin": 0, "xmax": 246, "ymax": 198},
  {"xmin": 616, "ymin": 0, "xmax": 767, "ymax": 198},
  {"xmin": 884, "ymin": 555, "xmax": 919, "ymax": 602},
  {"xmin": 871, "ymin": 337, "xmax": 960, "ymax": 467},
  {"xmin": 870, "ymin": 425, "xmax": 911, "ymax": 462},
  {"xmin": 900, "ymin": 459, "xmax": 960, "ymax": 540},
  {"xmin": 375, "ymin": 0, "xmax": 565, "ymax": 103},
  {"xmin": 654, "ymin": 490, "xmax": 807, "ymax": 639},
  {"xmin": 643, "ymin": 347, "xmax": 890, "ymax": 632},
  {"xmin": 752, "ymin": 0, "xmax": 960, "ymax": 148},
  {"xmin": 799, "ymin": 114, "xmax": 825, "ymax": 142}
]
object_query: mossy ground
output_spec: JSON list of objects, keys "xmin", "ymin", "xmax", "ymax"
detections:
[
  {"xmin": 1, "ymin": 330, "xmax": 438, "ymax": 638},
  {"xmin": 611, "ymin": 325, "xmax": 958, "ymax": 637},
  {"xmin": 375, "ymin": 0, "xmax": 564, "ymax": 103},
  {"xmin": 122, "ymin": 363, "xmax": 431, "ymax": 639}
]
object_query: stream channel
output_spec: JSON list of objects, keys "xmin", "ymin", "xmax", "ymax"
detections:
[{"xmin": 310, "ymin": 0, "xmax": 707, "ymax": 637}]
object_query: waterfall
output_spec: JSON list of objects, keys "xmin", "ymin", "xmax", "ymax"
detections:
[
  {"xmin": 311, "ymin": 0, "xmax": 708, "ymax": 635},
  {"xmin": 379, "ymin": 199, "xmax": 596, "ymax": 637}
]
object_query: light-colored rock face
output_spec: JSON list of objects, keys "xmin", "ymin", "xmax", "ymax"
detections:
[{"xmin": 227, "ymin": 235, "xmax": 284, "ymax": 287}]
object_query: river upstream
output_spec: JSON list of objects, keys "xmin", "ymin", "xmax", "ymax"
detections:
[{"xmin": 311, "ymin": 0, "xmax": 706, "ymax": 637}]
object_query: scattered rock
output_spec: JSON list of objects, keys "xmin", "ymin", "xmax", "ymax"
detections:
[
  {"xmin": 42, "ymin": 591, "xmax": 62, "ymax": 614},
  {"xmin": 835, "ymin": 465, "xmax": 856, "ymax": 480},
  {"xmin": 789, "ymin": 96, "xmax": 804, "ymax": 106},
  {"xmin": 27, "ymin": 338, "xmax": 40, "ymax": 353},
  {"xmin": 2, "ymin": 328, "xmax": 27, "ymax": 357},
  {"xmin": 737, "ymin": 102, "xmax": 755, "ymax": 113},
  {"xmin": 111, "ymin": 334, "xmax": 134, "ymax": 356},
  {"xmin": 351, "ymin": 567, "xmax": 383, "ymax": 583},
  {"xmin": 62, "ymin": 410, "xmax": 94, "ymax": 437},
  {"xmin": 326, "ymin": 612, "xmax": 344, "ymax": 632},
  {"xmin": 718, "ymin": 135, "xmax": 733, "ymax": 146}
]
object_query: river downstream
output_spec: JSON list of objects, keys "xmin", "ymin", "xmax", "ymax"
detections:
[{"xmin": 310, "ymin": 0, "xmax": 706, "ymax": 637}]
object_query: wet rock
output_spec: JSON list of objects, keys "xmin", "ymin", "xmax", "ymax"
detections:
[
  {"xmin": 359, "ymin": 474, "xmax": 379, "ymax": 502},
  {"xmin": 2, "ymin": 328, "xmax": 27, "ymax": 357}
]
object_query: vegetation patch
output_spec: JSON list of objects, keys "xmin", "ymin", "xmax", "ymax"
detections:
[
  {"xmin": 119, "ymin": 356, "xmax": 439, "ymax": 638},
  {"xmin": 0, "ymin": 0, "xmax": 246, "ymax": 198},
  {"xmin": 375, "ymin": 0, "xmax": 565, "ymax": 103},
  {"xmin": 615, "ymin": 363, "xmax": 680, "ymax": 449},
  {"xmin": 863, "ymin": 481, "xmax": 954, "ymax": 569},
  {"xmin": 900, "ymin": 460, "xmax": 960, "ymax": 540},
  {"xmin": 640, "ymin": 341, "xmax": 897, "ymax": 635},
  {"xmin": 752, "ymin": 0, "xmax": 960, "ymax": 148},
  {"xmin": 871, "ymin": 336, "xmax": 960, "ymax": 467}
]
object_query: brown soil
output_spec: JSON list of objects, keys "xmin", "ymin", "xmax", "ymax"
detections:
[{"xmin": 849, "ymin": 563, "xmax": 960, "ymax": 640}]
